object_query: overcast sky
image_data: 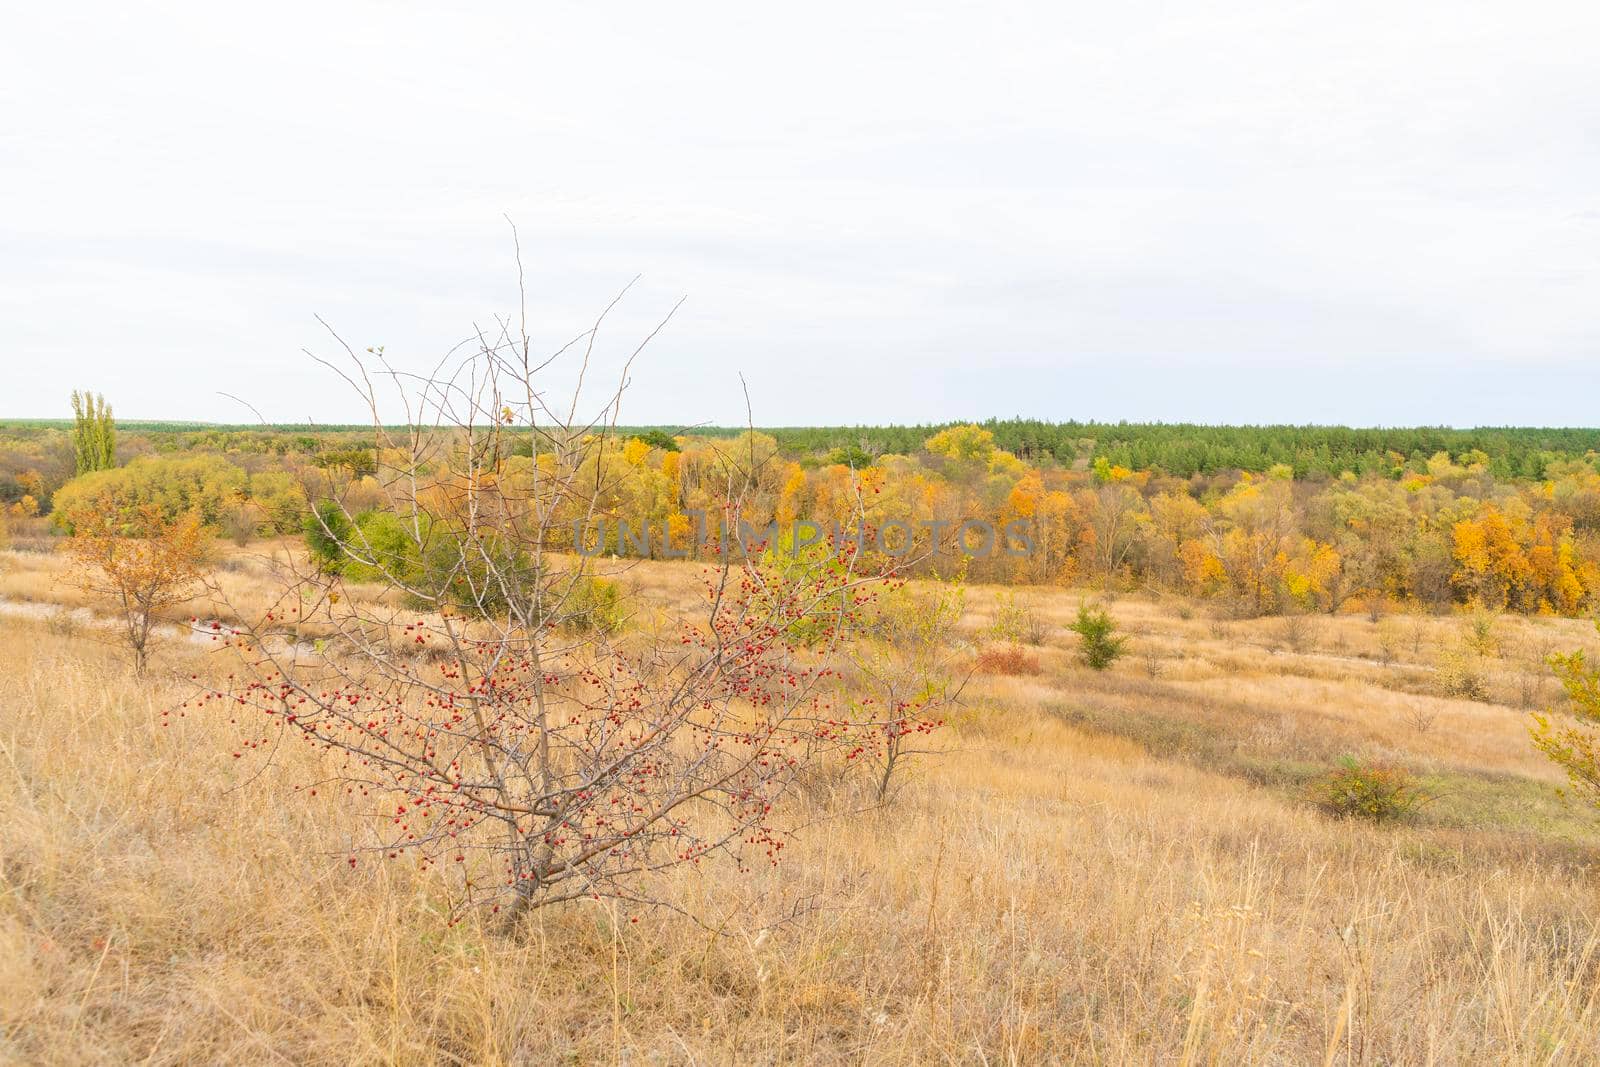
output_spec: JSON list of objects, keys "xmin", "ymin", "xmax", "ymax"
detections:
[{"xmin": 3, "ymin": 2, "xmax": 1597, "ymax": 428}]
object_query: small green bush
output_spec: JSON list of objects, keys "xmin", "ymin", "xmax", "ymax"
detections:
[
  {"xmin": 1068, "ymin": 604, "xmax": 1126, "ymax": 670},
  {"xmin": 564, "ymin": 575, "xmax": 628, "ymax": 636},
  {"xmin": 419, "ymin": 529, "xmax": 537, "ymax": 617},
  {"xmin": 304, "ymin": 505, "xmax": 537, "ymax": 619},
  {"xmin": 343, "ymin": 510, "xmax": 421, "ymax": 586},
  {"xmin": 988, "ymin": 589, "xmax": 1047, "ymax": 645},
  {"xmin": 304, "ymin": 501, "xmax": 353, "ymax": 571},
  {"xmin": 1462, "ymin": 608, "xmax": 1500, "ymax": 657},
  {"xmin": 1313, "ymin": 757, "xmax": 1430, "ymax": 824},
  {"xmin": 1436, "ymin": 649, "xmax": 1489, "ymax": 701}
]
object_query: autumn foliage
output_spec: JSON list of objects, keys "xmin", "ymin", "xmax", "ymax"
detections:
[
  {"xmin": 24, "ymin": 409, "xmax": 1600, "ymax": 621},
  {"xmin": 182, "ymin": 301, "xmax": 945, "ymax": 925},
  {"xmin": 65, "ymin": 505, "xmax": 208, "ymax": 673},
  {"xmin": 1312, "ymin": 757, "xmax": 1432, "ymax": 824}
]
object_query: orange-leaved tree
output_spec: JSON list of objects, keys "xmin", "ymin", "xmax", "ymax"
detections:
[{"xmin": 65, "ymin": 504, "xmax": 209, "ymax": 674}]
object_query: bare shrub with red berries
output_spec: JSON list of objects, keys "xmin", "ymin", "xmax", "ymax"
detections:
[{"xmin": 187, "ymin": 274, "xmax": 938, "ymax": 927}]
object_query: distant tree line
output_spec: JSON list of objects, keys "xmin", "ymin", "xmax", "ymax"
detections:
[
  {"xmin": 760, "ymin": 420, "xmax": 1600, "ymax": 480},
  {"xmin": 10, "ymin": 417, "xmax": 1600, "ymax": 481},
  {"xmin": 14, "ymin": 408, "xmax": 1600, "ymax": 619}
]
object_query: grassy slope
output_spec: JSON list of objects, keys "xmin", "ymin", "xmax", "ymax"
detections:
[{"xmin": 3, "ymin": 547, "xmax": 1600, "ymax": 1062}]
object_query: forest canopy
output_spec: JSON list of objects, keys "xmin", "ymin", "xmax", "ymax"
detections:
[{"xmin": 8, "ymin": 417, "xmax": 1600, "ymax": 619}]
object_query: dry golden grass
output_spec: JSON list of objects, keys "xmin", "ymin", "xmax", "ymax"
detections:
[{"xmin": 5, "ymin": 550, "xmax": 1600, "ymax": 1062}]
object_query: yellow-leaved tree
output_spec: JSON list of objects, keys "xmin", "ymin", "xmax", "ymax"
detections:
[{"xmin": 66, "ymin": 505, "xmax": 209, "ymax": 674}]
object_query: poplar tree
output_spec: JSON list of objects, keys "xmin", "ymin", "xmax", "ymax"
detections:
[{"xmin": 70, "ymin": 390, "xmax": 116, "ymax": 474}]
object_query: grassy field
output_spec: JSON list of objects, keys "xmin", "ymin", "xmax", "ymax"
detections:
[{"xmin": 3, "ymin": 543, "xmax": 1600, "ymax": 1063}]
